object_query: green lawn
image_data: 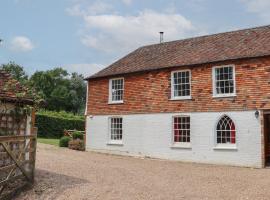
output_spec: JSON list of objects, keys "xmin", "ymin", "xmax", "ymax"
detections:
[{"xmin": 37, "ymin": 138, "xmax": 59, "ymax": 146}]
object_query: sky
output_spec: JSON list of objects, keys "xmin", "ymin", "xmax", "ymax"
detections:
[{"xmin": 0, "ymin": 0, "xmax": 270, "ymax": 78}]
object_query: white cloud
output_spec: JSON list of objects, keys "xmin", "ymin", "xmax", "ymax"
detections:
[
  {"xmin": 62, "ymin": 63, "xmax": 105, "ymax": 77},
  {"xmin": 241, "ymin": 0, "xmax": 270, "ymax": 22},
  {"xmin": 10, "ymin": 36, "xmax": 34, "ymax": 52},
  {"xmin": 122, "ymin": 0, "xmax": 132, "ymax": 5},
  {"xmin": 66, "ymin": 1, "xmax": 112, "ymax": 16},
  {"xmin": 79, "ymin": 10, "xmax": 200, "ymax": 54},
  {"xmin": 66, "ymin": 4, "xmax": 85, "ymax": 16},
  {"xmin": 87, "ymin": 1, "xmax": 112, "ymax": 14}
]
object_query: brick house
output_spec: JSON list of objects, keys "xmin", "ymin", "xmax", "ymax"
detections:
[{"xmin": 85, "ymin": 25, "xmax": 270, "ymax": 168}]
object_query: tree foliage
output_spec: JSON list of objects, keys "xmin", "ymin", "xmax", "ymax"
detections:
[
  {"xmin": 1, "ymin": 62, "xmax": 28, "ymax": 85},
  {"xmin": 0, "ymin": 62, "xmax": 86, "ymax": 114}
]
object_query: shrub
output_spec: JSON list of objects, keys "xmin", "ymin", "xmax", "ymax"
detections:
[
  {"xmin": 72, "ymin": 131, "xmax": 84, "ymax": 140},
  {"xmin": 35, "ymin": 110, "xmax": 85, "ymax": 138},
  {"xmin": 68, "ymin": 139, "xmax": 85, "ymax": 151},
  {"xmin": 59, "ymin": 136, "xmax": 71, "ymax": 147}
]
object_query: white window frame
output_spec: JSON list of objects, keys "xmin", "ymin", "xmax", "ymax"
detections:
[
  {"xmin": 171, "ymin": 115, "xmax": 191, "ymax": 149},
  {"xmin": 108, "ymin": 77, "xmax": 124, "ymax": 104},
  {"xmin": 213, "ymin": 114, "xmax": 237, "ymax": 150},
  {"xmin": 212, "ymin": 65, "xmax": 236, "ymax": 98},
  {"xmin": 107, "ymin": 116, "xmax": 123, "ymax": 145},
  {"xmin": 171, "ymin": 70, "xmax": 192, "ymax": 100}
]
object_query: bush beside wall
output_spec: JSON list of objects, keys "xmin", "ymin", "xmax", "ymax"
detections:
[
  {"xmin": 36, "ymin": 110, "xmax": 85, "ymax": 138},
  {"xmin": 72, "ymin": 131, "xmax": 84, "ymax": 140},
  {"xmin": 59, "ymin": 136, "xmax": 71, "ymax": 147}
]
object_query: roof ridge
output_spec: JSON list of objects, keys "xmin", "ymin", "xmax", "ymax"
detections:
[{"xmin": 140, "ymin": 24, "xmax": 270, "ymax": 49}]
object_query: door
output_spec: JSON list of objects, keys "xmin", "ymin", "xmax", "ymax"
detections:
[{"xmin": 264, "ymin": 114, "xmax": 270, "ymax": 165}]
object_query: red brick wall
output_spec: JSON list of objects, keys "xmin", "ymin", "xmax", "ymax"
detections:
[{"xmin": 87, "ymin": 56, "xmax": 270, "ymax": 115}]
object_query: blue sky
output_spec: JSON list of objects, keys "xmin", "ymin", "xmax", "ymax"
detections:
[{"xmin": 0, "ymin": 0, "xmax": 270, "ymax": 77}]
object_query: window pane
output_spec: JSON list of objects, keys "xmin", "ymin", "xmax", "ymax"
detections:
[
  {"xmin": 216, "ymin": 115, "xmax": 236, "ymax": 144},
  {"xmin": 111, "ymin": 78, "xmax": 124, "ymax": 102},
  {"xmin": 172, "ymin": 71, "xmax": 191, "ymax": 97},
  {"xmin": 215, "ymin": 66, "xmax": 234, "ymax": 95},
  {"xmin": 110, "ymin": 117, "xmax": 123, "ymax": 141},
  {"xmin": 173, "ymin": 116, "xmax": 190, "ymax": 143}
]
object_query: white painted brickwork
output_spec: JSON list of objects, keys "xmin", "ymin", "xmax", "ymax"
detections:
[{"xmin": 86, "ymin": 111, "xmax": 262, "ymax": 168}]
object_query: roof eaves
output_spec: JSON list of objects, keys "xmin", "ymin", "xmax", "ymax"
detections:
[{"xmin": 0, "ymin": 96, "xmax": 34, "ymax": 105}]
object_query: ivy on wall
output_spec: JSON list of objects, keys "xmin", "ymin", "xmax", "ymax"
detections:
[{"xmin": 0, "ymin": 71, "xmax": 43, "ymax": 136}]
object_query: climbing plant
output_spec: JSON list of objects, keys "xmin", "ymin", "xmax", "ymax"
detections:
[{"xmin": 0, "ymin": 75, "xmax": 43, "ymax": 136}]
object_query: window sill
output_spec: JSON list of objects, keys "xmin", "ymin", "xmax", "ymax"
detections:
[
  {"xmin": 213, "ymin": 144, "xmax": 237, "ymax": 150},
  {"xmin": 170, "ymin": 96, "xmax": 192, "ymax": 101},
  {"xmin": 171, "ymin": 143, "xmax": 191, "ymax": 149},
  {"xmin": 108, "ymin": 101, "xmax": 124, "ymax": 105},
  {"xmin": 107, "ymin": 141, "xmax": 123, "ymax": 146},
  {"xmin": 212, "ymin": 94, "xmax": 236, "ymax": 98}
]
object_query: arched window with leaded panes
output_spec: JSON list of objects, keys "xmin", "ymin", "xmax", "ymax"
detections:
[{"xmin": 216, "ymin": 115, "xmax": 236, "ymax": 144}]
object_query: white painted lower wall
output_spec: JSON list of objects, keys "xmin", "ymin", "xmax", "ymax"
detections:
[{"xmin": 86, "ymin": 111, "xmax": 262, "ymax": 168}]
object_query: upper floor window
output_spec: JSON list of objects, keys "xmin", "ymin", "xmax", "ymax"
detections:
[
  {"xmin": 212, "ymin": 65, "xmax": 236, "ymax": 97},
  {"xmin": 171, "ymin": 70, "xmax": 191, "ymax": 100},
  {"xmin": 109, "ymin": 78, "xmax": 124, "ymax": 103},
  {"xmin": 216, "ymin": 115, "xmax": 236, "ymax": 144}
]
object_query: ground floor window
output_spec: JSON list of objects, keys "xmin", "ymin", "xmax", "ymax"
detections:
[
  {"xmin": 216, "ymin": 115, "xmax": 236, "ymax": 144},
  {"xmin": 173, "ymin": 116, "xmax": 190, "ymax": 143},
  {"xmin": 110, "ymin": 117, "xmax": 123, "ymax": 141}
]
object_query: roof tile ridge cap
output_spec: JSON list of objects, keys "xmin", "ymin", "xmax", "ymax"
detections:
[{"xmin": 139, "ymin": 24, "xmax": 270, "ymax": 49}]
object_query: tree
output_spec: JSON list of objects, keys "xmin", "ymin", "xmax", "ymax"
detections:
[
  {"xmin": 68, "ymin": 73, "xmax": 86, "ymax": 114},
  {"xmin": 29, "ymin": 68, "xmax": 86, "ymax": 114},
  {"xmin": 1, "ymin": 62, "xmax": 86, "ymax": 114},
  {"xmin": 50, "ymin": 85, "xmax": 70, "ymax": 111},
  {"xmin": 1, "ymin": 62, "xmax": 28, "ymax": 85},
  {"xmin": 29, "ymin": 71, "xmax": 53, "ymax": 98}
]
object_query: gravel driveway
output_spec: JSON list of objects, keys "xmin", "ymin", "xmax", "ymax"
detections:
[{"xmin": 16, "ymin": 143, "xmax": 270, "ymax": 200}]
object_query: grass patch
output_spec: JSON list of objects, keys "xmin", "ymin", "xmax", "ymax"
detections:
[{"xmin": 38, "ymin": 138, "xmax": 60, "ymax": 146}]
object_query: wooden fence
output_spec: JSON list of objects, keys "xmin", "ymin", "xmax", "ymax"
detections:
[
  {"xmin": 64, "ymin": 129, "xmax": 85, "ymax": 138},
  {"xmin": 0, "ymin": 128, "xmax": 37, "ymax": 200}
]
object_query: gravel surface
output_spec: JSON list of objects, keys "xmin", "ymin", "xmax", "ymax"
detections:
[{"xmin": 16, "ymin": 143, "xmax": 270, "ymax": 200}]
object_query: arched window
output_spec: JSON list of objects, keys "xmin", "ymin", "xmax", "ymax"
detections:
[{"xmin": 216, "ymin": 115, "xmax": 236, "ymax": 144}]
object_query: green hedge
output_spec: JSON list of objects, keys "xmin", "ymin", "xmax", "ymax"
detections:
[{"xmin": 36, "ymin": 110, "xmax": 85, "ymax": 138}]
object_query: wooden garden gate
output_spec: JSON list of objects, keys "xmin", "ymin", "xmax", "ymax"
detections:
[{"xmin": 0, "ymin": 129, "xmax": 37, "ymax": 200}]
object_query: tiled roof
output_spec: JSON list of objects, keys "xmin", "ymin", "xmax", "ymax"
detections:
[
  {"xmin": 0, "ymin": 70, "xmax": 33, "ymax": 104},
  {"xmin": 87, "ymin": 25, "xmax": 270, "ymax": 79}
]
